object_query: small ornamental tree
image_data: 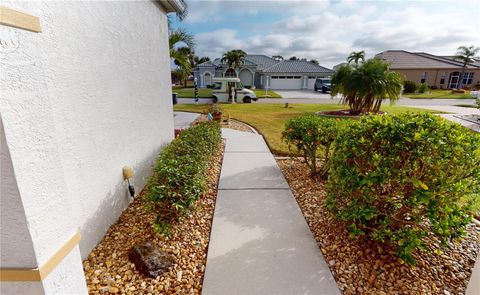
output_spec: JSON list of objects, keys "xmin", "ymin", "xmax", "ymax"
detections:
[
  {"xmin": 331, "ymin": 59, "xmax": 403, "ymax": 115},
  {"xmin": 326, "ymin": 113, "xmax": 480, "ymax": 264},
  {"xmin": 282, "ymin": 115, "xmax": 341, "ymax": 177}
]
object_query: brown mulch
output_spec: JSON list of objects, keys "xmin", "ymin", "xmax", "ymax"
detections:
[
  {"xmin": 277, "ymin": 158, "xmax": 479, "ymax": 295},
  {"xmin": 317, "ymin": 109, "xmax": 386, "ymax": 118},
  {"xmin": 83, "ymin": 141, "xmax": 225, "ymax": 295}
]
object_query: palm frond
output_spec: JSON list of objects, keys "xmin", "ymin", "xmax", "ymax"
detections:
[{"xmin": 169, "ymin": 28, "xmax": 195, "ymax": 50}]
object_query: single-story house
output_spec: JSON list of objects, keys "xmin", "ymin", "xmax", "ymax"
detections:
[
  {"xmin": 0, "ymin": 1, "xmax": 184, "ymax": 293},
  {"xmin": 375, "ymin": 50, "xmax": 480, "ymax": 89},
  {"xmin": 194, "ymin": 55, "xmax": 334, "ymax": 90}
]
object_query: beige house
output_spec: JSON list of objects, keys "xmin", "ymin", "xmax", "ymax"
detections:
[{"xmin": 375, "ymin": 50, "xmax": 480, "ymax": 89}]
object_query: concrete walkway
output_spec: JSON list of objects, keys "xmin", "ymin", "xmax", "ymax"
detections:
[
  {"xmin": 202, "ymin": 128, "xmax": 339, "ymax": 295},
  {"xmin": 411, "ymin": 105, "xmax": 480, "ymax": 132},
  {"xmin": 173, "ymin": 111, "xmax": 200, "ymax": 129}
]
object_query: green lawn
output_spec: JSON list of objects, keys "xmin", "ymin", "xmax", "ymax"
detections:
[
  {"xmin": 254, "ymin": 89, "xmax": 282, "ymax": 98},
  {"xmin": 172, "ymin": 87, "xmax": 282, "ymax": 99},
  {"xmin": 173, "ymin": 87, "xmax": 214, "ymax": 98},
  {"xmin": 403, "ymin": 89, "xmax": 473, "ymax": 99},
  {"xmin": 174, "ymin": 103, "xmax": 440, "ymax": 155}
]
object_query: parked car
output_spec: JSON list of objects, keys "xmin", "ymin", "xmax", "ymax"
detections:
[
  {"xmin": 211, "ymin": 77, "xmax": 257, "ymax": 103},
  {"xmin": 314, "ymin": 78, "xmax": 331, "ymax": 93}
]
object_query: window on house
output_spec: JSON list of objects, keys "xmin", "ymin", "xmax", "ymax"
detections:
[
  {"xmin": 439, "ymin": 72, "xmax": 446, "ymax": 84},
  {"xmin": 448, "ymin": 72, "xmax": 460, "ymax": 88},
  {"xmin": 279, "ymin": 76, "xmax": 286, "ymax": 79},
  {"xmin": 308, "ymin": 76, "xmax": 316, "ymax": 79},
  {"xmin": 272, "ymin": 76, "xmax": 279, "ymax": 79},
  {"xmin": 293, "ymin": 76, "xmax": 301, "ymax": 79},
  {"xmin": 420, "ymin": 72, "xmax": 427, "ymax": 83},
  {"xmin": 462, "ymin": 72, "xmax": 474, "ymax": 85}
]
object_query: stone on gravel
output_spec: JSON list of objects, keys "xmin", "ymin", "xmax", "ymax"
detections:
[
  {"xmin": 83, "ymin": 142, "xmax": 225, "ymax": 294},
  {"xmin": 128, "ymin": 242, "xmax": 173, "ymax": 278}
]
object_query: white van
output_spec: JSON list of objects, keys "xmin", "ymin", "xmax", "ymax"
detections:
[{"xmin": 211, "ymin": 77, "xmax": 257, "ymax": 103}]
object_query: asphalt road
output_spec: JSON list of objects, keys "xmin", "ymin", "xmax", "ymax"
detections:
[
  {"xmin": 274, "ymin": 90, "xmax": 477, "ymax": 107},
  {"xmin": 178, "ymin": 90, "xmax": 477, "ymax": 108}
]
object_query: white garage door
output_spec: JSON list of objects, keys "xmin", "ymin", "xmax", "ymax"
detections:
[{"xmin": 269, "ymin": 76, "xmax": 303, "ymax": 90}]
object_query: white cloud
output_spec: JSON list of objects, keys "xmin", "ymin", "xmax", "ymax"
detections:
[
  {"xmin": 186, "ymin": 0, "xmax": 480, "ymax": 67},
  {"xmin": 195, "ymin": 29, "xmax": 244, "ymax": 58},
  {"xmin": 184, "ymin": 1, "xmax": 224, "ymax": 23}
]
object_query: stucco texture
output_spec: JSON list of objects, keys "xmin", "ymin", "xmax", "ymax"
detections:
[{"xmin": 1, "ymin": 1, "xmax": 173, "ymax": 293}]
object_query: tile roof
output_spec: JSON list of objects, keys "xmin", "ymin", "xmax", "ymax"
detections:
[
  {"xmin": 198, "ymin": 54, "xmax": 334, "ymax": 74},
  {"xmin": 263, "ymin": 60, "xmax": 334, "ymax": 74},
  {"xmin": 375, "ymin": 50, "xmax": 480, "ymax": 69},
  {"xmin": 197, "ymin": 60, "xmax": 217, "ymax": 67},
  {"xmin": 244, "ymin": 55, "xmax": 279, "ymax": 70},
  {"xmin": 200, "ymin": 57, "xmax": 257, "ymax": 67}
]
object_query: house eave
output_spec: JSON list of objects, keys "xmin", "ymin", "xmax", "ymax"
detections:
[{"xmin": 157, "ymin": 0, "xmax": 187, "ymax": 15}]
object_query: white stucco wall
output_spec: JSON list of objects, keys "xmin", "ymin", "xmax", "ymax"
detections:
[
  {"xmin": 0, "ymin": 117, "xmax": 38, "ymax": 269},
  {"xmin": 0, "ymin": 0, "xmax": 173, "ymax": 292}
]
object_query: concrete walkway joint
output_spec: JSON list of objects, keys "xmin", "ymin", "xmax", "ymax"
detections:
[{"xmin": 202, "ymin": 128, "xmax": 339, "ymax": 295}]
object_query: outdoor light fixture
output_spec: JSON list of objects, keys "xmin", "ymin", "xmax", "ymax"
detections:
[{"xmin": 122, "ymin": 166, "xmax": 135, "ymax": 198}]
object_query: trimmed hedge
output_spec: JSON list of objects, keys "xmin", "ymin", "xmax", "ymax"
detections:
[
  {"xmin": 145, "ymin": 121, "xmax": 222, "ymax": 235},
  {"xmin": 282, "ymin": 114, "xmax": 343, "ymax": 176},
  {"xmin": 326, "ymin": 113, "xmax": 480, "ymax": 264}
]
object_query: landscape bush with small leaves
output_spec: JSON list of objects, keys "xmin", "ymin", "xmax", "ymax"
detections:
[
  {"xmin": 403, "ymin": 80, "xmax": 417, "ymax": 93},
  {"xmin": 417, "ymin": 82, "xmax": 429, "ymax": 94},
  {"xmin": 326, "ymin": 113, "xmax": 480, "ymax": 264},
  {"xmin": 145, "ymin": 121, "xmax": 222, "ymax": 236},
  {"xmin": 282, "ymin": 114, "xmax": 343, "ymax": 177}
]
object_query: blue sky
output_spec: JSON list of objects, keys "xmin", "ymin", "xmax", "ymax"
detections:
[{"xmin": 172, "ymin": 0, "xmax": 480, "ymax": 68}]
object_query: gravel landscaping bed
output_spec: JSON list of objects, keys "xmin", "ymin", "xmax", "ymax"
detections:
[
  {"xmin": 83, "ymin": 141, "xmax": 224, "ymax": 294},
  {"xmin": 277, "ymin": 158, "xmax": 479, "ymax": 295}
]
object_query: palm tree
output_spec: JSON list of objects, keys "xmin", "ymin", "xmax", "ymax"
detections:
[
  {"xmin": 454, "ymin": 45, "xmax": 479, "ymax": 89},
  {"xmin": 169, "ymin": 28, "xmax": 195, "ymax": 86},
  {"xmin": 347, "ymin": 51, "xmax": 365, "ymax": 67},
  {"xmin": 221, "ymin": 49, "xmax": 247, "ymax": 102},
  {"xmin": 174, "ymin": 46, "xmax": 195, "ymax": 86},
  {"xmin": 331, "ymin": 59, "xmax": 403, "ymax": 115}
]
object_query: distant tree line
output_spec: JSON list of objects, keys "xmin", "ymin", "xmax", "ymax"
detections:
[{"xmin": 272, "ymin": 55, "xmax": 319, "ymax": 65}]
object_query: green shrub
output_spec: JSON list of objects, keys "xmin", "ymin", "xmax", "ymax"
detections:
[
  {"xmin": 282, "ymin": 114, "xmax": 341, "ymax": 176},
  {"xmin": 417, "ymin": 82, "xmax": 429, "ymax": 94},
  {"xmin": 403, "ymin": 80, "xmax": 417, "ymax": 93},
  {"xmin": 145, "ymin": 121, "xmax": 222, "ymax": 235},
  {"xmin": 326, "ymin": 113, "xmax": 480, "ymax": 264}
]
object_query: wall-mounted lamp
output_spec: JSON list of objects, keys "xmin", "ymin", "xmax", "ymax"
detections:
[{"xmin": 122, "ymin": 166, "xmax": 135, "ymax": 198}]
